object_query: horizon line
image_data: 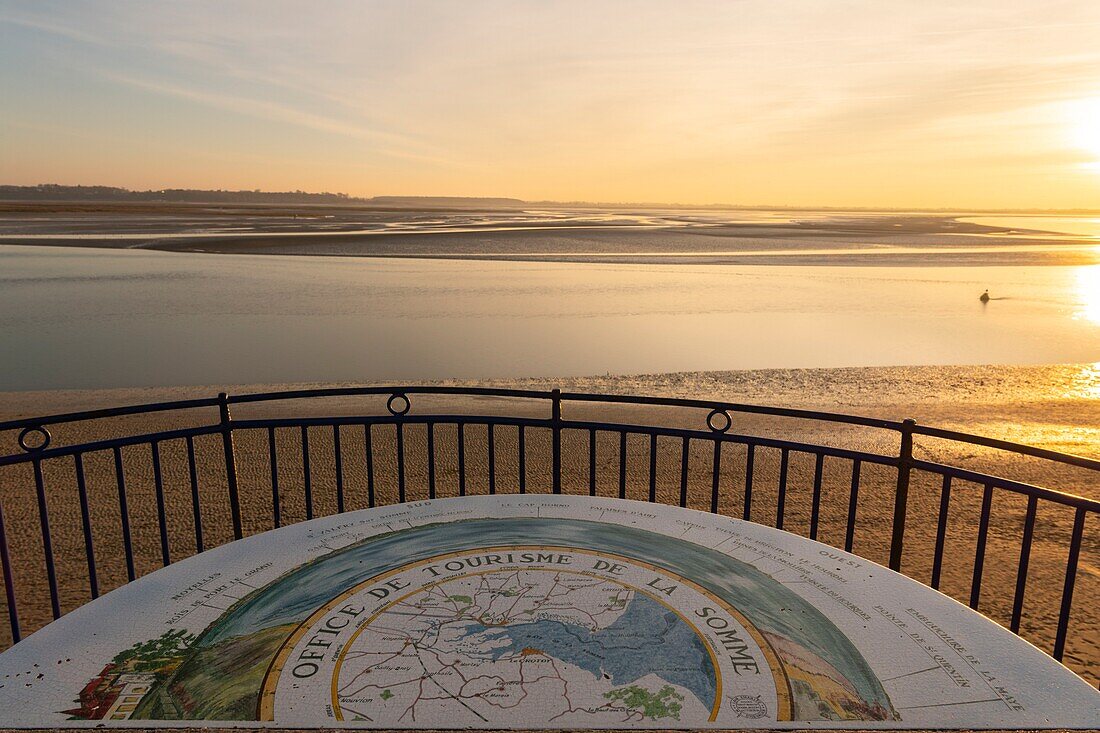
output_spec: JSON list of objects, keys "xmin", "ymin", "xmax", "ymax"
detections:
[{"xmin": 4, "ymin": 182, "xmax": 1100, "ymax": 216}]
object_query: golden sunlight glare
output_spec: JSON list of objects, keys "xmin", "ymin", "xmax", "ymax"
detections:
[
  {"xmin": 1067, "ymin": 96, "xmax": 1100, "ymax": 171},
  {"xmin": 1069, "ymin": 362, "xmax": 1100, "ymax": 400},
  {"xmin": 1076, "ymin": 264, "xmax": 1100, "ymax": 325}
]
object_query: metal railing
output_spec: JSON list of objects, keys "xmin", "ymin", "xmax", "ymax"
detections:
[{"xmin": 0, "ymin": 386, "xmax": 1097, "ymax": 683}]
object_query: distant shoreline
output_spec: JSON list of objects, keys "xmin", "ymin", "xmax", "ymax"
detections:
[
  {"xmin": 1, "ymin": 203, "xmax": 1097, "ymax": 267},
  {"xmin": 3, "ymin": 189, "xmax": 1100, "ymax": 214},
  {"xmin": 2, "ymin": 232, "xmax": 1096, "ymax": 267}
]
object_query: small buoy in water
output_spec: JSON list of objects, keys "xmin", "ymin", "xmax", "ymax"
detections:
[{"xmin": 979, "ymin": 289, "xmax": 990, "ymax": 303}]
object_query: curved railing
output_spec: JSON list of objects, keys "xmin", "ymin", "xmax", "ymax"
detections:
[{"xmin": 0, "ymin": 386, "xmax": 1097, "ymax": 685}]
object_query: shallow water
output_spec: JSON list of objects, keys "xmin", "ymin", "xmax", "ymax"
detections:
[
  {"xmin": 963, "ymin": 216, "xmax": 1100, "ymax": 238},
  {"xmin": 1, "ymin": 245, "xmax": 1098, "ymax": 391}
]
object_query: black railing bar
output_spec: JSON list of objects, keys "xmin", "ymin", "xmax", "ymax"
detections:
[
  {"xmin": 32, "ymin": 459, "xmax": 61, "ymax": 619},
  {"xmin": 585, "ymin": 390, "xmax": 1100, "ymax": 472},
  {"xmin": 0, "ymin": 425, "xmax": 223, "ymax": 467},
  {"xmin": 0, "ymin": 386, "xmax": 910, "ymax": 436},
  {"xmin": 1010, "ymin": 495, "xmax": 1038, "ymax": 634},
  {"xmin": 0, "ymin": 495, "xmax": 21, "ymax": 643},
  {"xmin": 227, "ymin": 385, "xmax": 557, "ymax": 405},
  {"xmin": 912, "ymin": 424, "xmax": 1100, "ymax": 472},
  {"xmin": 219, "ymin": 385, "xmax": 901, "ymax": 434},
  {"xmin": 204, "ymin": 386, "xmax": 944, "ymax": 441},
  {"xmin": 112, "ymin": 446, "xmax": 136, "ymax": 583},
  {"xmin": 225, "ymin": 415, "xmax": 551, "ymax": 431},
  {"xmin": 0, "ymin": 396, "xmax": 221, "ymax": 432},
  {"xmin": 0, "ymin": 387, "xmax": 554, "ymax": 454},
  {"xmin": 969, "ymin": 484, "xmax": 995, "ymax": 610},
  {"xmin": 930, "ymin": 475, "xmax": 952, "ymax": 591},
  {"xmin": 551, "ymin": 389, "xmax": 562, "ymax": 495},
  {"xmin": 0, "ymin": 420, "xmax": 891, "ymax": 476},
  {"xmin": 588, "ymin": 428, "xmax": 597, "ymax": 497},
  {"xmin": 844, "ymin": 460, "xmax": 861, "ymax": 553},
  {"xmin": 224, "ymin": 386, "xmax": 1100, "ymax": 468},
  {"xmin": 6, "ymin": 385, "xmax": 1094, "ymax": 474},
  {"xmin": 363, "ymin": 424, "xmax": 376, "ymax": 508},
  {"xmin": 890, "ymin": 420, "xmax": 915, "ymax": 572},
  {"xmin": 73, "ymin": 453, "xmax": 99, "ymax": 599},
  {"xmin": 776, "ymin": 448, "xmax": 789, "ymax": 531},
  {"xmin": 333, "ymin": 425, "xmax": 345, "ymax": 514},
  {"xmin": 218, "ymin": 394, "xmax": 242, "ymax": 541},
  {"xmin": 186, "ymin": 436, "xmax": 204, "ymax": 554},
  {"xmin": 229, "ymin": 414, "xmax": 904, "ymax": 467},
  {"xmin": 558, "ymin": 391, "xmax": 906, "ymax": 430},
  {"xmin": 517, "ymin": 425, "xmax": 526, "ymax": 495},
  {"xmin": 396, "ymin": 423, "xmax": 406, "ymax": 503},
  {"xmin": 911, "ymin": 459, "xmax": 1100, "ymax": 512},
  {"xmin": 810, "ymin": 453, "xmax": 825, "ymax": 541},
  {"xmin": 8, "ymin": 415, "xmax": 1085, "ymax": 511},
  {"xmin": 710, "ymin": 441, "xmax": 722, "ymax": 514},
  {"xmin": 618, "ymin": 432, "xmax": 627, "ymax": 499},
  {"xmin": 648, "ymin": 435, "xmax": 658, "ymax": 503},
  {"xmin": 426, "ymin": 422, "xmax": 437, "ymax": 500},
  {"xmin": 268, "ymin": 428, "xmax": 281, "ymax": 528},
  {"xmin": 150, "ymin": 442, "xmax": 170, "ymax": 567},
  {"xmin": 1053, "ymin": 508, "xmax": 1087, "ymax": 661},
  {"xmin": 679, "ymin": 437, "xmax": 690, "ymax": 508},
  {"xmin": 574, "ymin": 419, "xmax": 898, "ymax": 466},
  {"xmin": 487, "ymin": 424, "xmax": 496, "ymax": 496},
  {"xmin": 458, "ymin": 423, "xmax": 467, "ymax": 497},
  {"xmin": 301, "ymin": 426, "xmax": 313, "ymax": 521},
  {"xmin": 1, "ymin": 387, "xmax": 899, "ymax": 444}
]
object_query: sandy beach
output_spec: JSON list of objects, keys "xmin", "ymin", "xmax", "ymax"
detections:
[{"xmin": 1, "ymin": 364, "xmax": 1097, "ymax": 687}]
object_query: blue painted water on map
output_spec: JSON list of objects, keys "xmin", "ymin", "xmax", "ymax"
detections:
[
  {"xmin": 467, "ymin": 593, "xmax": 716, "ymax": 709},
  {"xmin": 195, "ymin": 516, "xmax": 891, "ymax": 715}
]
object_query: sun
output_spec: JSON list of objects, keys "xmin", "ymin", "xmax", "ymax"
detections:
[{"xmin": 1066, "ymin": 96, "xmax": 1100, "ymax": 168}]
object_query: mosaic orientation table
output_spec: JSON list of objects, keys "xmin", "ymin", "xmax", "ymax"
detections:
[{"xmin": 0, "ymin": 495, "xmax": 1096, "ymax": 729}]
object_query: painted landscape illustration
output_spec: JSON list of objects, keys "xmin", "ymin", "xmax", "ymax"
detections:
[{"xmin": 62, "ymin": 518, "xmax": 895, "ymax": 724}]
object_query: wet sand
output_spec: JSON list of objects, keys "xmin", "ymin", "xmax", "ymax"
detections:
[
  {"xmin": 153, "ymin": 228, "xmax": 1100, "ymax": 267},
  {"xmin": 0, "ymin": 364, "xmax": 1097, "ymax": 688},
  {"xmin": 2, "ymin": 202, "xmax": 1097, "ymax": 267}
]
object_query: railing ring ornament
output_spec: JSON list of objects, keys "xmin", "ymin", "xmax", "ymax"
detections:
[
  {"xmin": 387, "ymin": 392, "xmax": 411, "ymax": 416},
  {"xmin": 17, "ymin": 425, "xmax": 51, "ymax": 453},
  {"xmin": 706, "ymin": 409, "xmax": 732, "ymax": 433}
]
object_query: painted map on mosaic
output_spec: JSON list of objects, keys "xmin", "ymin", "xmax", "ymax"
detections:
[{"xmin": 0, "ymin": 495, "xmax": 1096, "ymax": 729}]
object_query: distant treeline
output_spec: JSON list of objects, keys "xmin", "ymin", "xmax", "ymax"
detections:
[
  {"xmin": 0, "ymin": 184, "xmax": 359, "ymax": 204},
  {"xmin": 7, "ymin": 185, "xmax": 1091, "ymax": 214},
  {"xmin": 0, "ymin": 184, "xmax": 528, "ymax": 207}
]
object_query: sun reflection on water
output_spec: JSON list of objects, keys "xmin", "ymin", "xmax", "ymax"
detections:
[
  {"xmin": 1076, "ymin": 265, "xmax": 1100, "ymax": 325},
  {"xmin": 1067, "ymin": 362, "xmax": 1100, "ymax": 399}
]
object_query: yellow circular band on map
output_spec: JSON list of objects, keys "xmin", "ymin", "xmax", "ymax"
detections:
[{"xmin": 258, "ymin": 544, "xmax": 793, "ymax": 723}]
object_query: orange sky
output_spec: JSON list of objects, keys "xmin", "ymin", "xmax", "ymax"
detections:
[{"xmin": 2, "ymin": 1, "xmax": 1100, "ymax": 208}]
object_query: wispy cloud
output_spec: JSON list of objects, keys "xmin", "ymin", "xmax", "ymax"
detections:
[{"xmin": 3, "ymin": 0, "xmax": 1100, "ymax": 206}]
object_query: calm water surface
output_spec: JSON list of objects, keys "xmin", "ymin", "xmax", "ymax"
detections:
[
  {"xmin": 963, "ymin": 216, "xmax": 1100, "ymax": 238},
  {"xmin": 1, "ymin": 245, "xmax": 1098, "ymax": 391}
]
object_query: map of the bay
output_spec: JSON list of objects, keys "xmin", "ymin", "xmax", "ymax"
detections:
[
  {"xmin": 254, "ymin": 539, "xmax": 853, "ymax": 726},
  {"xmin": 334, "ymin": 569, "xmax": 715, "ymax": 725},
  {"xmin": 1, "ymin": 496, "xmax": 1096, "ymax": 729}
]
